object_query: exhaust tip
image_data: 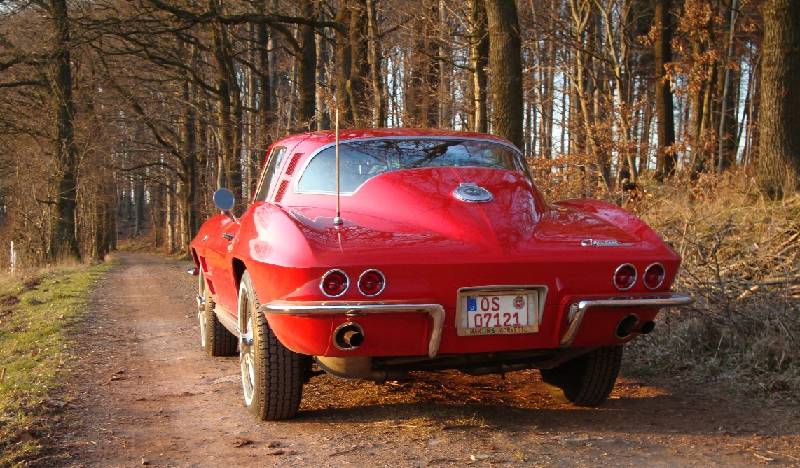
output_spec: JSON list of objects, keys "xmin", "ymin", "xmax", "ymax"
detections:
[
  {"xmin": 333, "ymin": 322, "xmax": 365, "ymax": 350},
  {"xmin": 640, "ymin": 321, "xmax": 656, "ymax": 335},
  {"xmin": 615, "ymin": 314, "xmax": 639, "ymax": 339}
]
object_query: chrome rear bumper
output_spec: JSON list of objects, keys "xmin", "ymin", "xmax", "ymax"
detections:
[
  {"xmin": 560, "ymin": 293, "xmax": 694, "ymax": 346},
  {"xmin": 260, "ymin": 294, "xmax": 692, "ymax": 357},
  {"xmin": 261, "ymin": 301, "xmax": 445, "ymax": 358}
]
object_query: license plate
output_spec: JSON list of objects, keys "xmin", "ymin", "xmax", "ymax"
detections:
[{"xmin": 457, "ymin": 288, "xmax": 544, "ymax": 336}]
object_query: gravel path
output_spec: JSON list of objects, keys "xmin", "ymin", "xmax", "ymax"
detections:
[{"xmin": 44, "ymin": 252, "xmax": 800, "ymax": 467}]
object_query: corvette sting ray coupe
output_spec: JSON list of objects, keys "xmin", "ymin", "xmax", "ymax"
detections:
[{"xmin": 188, "ymin": 128, "xmax": 692, "ymax": 420}]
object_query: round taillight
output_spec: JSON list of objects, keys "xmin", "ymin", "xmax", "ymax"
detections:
[
  {"xmin": 320, "ymin": 269, "xmax": 349, "ymax": 297},
  {"xmin": 643, "ymin": 263, "xmax": 666, "ymax": 290},
  {"xmin": 613, "ymin": 264, "xmax": 637, "ymax": 291},
  {"xmin": 358, "ymin": 269, "xmax": 386, "ymax": 297}
]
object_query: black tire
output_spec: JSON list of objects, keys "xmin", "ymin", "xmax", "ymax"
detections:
[
  {"xmin": 198, "ymin": 270, "xmax": 238, "ymax": 357},
  {"xmin": 238, "ymin": 270, "xmax": 308, "ymax": 420},
  {"xmin": 540, "ymin": 346, "xmax": 623, "ymax": 406}
]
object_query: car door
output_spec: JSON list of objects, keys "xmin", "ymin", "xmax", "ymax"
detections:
[{"xmin": 204, "ymin": 214, "xmax": 241, "ymax": 315}]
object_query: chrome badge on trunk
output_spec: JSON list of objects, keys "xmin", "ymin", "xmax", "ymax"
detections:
[{"xmin": 453, "ymin": 182, "xmax": 493, "ymax": 203}]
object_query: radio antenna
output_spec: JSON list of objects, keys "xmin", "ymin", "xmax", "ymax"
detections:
[{"xmin": 333, "ymin": 106, "xmax": 343, "ymax": 226}]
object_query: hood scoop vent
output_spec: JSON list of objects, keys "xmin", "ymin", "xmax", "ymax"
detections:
[{"xmin": 452, "ymin": 182, "xmax": 493, "ymax": 203}]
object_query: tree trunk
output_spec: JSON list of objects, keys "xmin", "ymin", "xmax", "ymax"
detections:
[
  {"xmin": 297, "ymin": 0, "xmax": 317, "ymax": 130},
  {"xmin": 334, "ymin": 5, "xmax": 354, "ymax": 124},
  {"xmin": 758, "ymin": 0, "xmax": 800, "ymax": 198},
  {"xmin": 257, "ymin": 1, "xmax": 274, "ymax": 141},
  {"xmin": 347, "ymin": 1, "xmax": 370, "ymax": 127},
  {"xmin": 469, "ymin": 0, "xmax": 489, "ymax": 133},
  {"xmin": 717, "ymin": 0, "xmax": 740, "ymax": 173},
  {"xmin": 209, "ymin": 0, "xmax": 243, "ymax": 200},
  {"xmin": 49, "ymin": 0, "xmax": 81, "ymax": 260},
  {"xmin": 366, "ymin": 0, "xmax": 386, "ymax": 127},
  {"xmin": 485, "ymin": 0, "xmax": 524, "ymax": 149},
  {"xmin": 654, "ymin": 0, "xmax": 676, "ymax": 179}
]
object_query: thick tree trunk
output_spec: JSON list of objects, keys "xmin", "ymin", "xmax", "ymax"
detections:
[
  {"xmin": 404, "ymin": 3, "xmax": 439, "ymax": 128},
  {"xmin": 485, "ymin": 0, "xmax": 524, "ymax": 149},
  {"xmin": 469, "ymin": 0, "xmax": 489, "ymax": 133},
  {"xmin": 49, "ymin": 0, "xmax": 80, "ymax": 260},
  {"xmin": 334, "ymin": 5, "xmax": 354, "ymax": 124},
  {"xmin": 347, "ymin": 1, "xmax": 370, "ymax": 127},
  {"xmin": 758, "ymin": 0, "xmax": 800, "ymax": 198},
  {"xmin": 654, "ymin": 0, "xmax": 676, "ymax": 179},
  {"xmin": 297, "ymin": 0, "xmax": 317, "ymax": 130}
]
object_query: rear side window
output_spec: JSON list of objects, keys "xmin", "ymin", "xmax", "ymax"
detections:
[{"xmin": 256, "ymin": 147, "xmax": 287, "ymax": 201}]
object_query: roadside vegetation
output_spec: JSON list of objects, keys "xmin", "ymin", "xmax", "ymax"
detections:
[
  {"xmin": 0, "ymin": 262, "xmax": 112, "ymax": 466},
  {"xmin": 634, "ymin": 173, "xmax": 800, "ymax": 399},
  {"xmin": 536, "ymin": 166, "xmax": 800, "ymax": 400}
]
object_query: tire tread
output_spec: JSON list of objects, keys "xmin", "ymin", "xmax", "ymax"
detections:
[{"xmin": 244, "ymin": 271, "xmax": 306, "ymax": 420}]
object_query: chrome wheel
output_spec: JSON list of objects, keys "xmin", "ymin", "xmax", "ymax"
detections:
[{"xmin": 239, "ymin": 287, "xmax": 256, "ymax": 406}]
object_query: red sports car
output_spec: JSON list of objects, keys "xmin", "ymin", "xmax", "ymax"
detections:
[{"xmin": 189, "ymin": 128, "xmax": 692, "ymax": 420}]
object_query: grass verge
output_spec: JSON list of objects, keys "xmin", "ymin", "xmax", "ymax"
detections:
[{"xmin": 0, "ymin": 262, "xmax": 113, "ymax": 466}]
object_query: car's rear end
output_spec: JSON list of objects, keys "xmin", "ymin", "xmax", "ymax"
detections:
[{"xmin": 250, "ymin": 134, "xmax": 692, "ymax": 387}]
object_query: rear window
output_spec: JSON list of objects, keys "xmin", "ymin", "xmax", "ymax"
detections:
[{"xmin": 297, "ymin": 138, "xmax": 526, "ymax": 193}]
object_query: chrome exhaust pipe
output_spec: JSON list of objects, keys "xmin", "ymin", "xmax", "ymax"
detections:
[
  {"xmin": 333, "ymin": 322, "xmax": 365, "ymax": 350},
  {"xmin": 639, "ymin": 321, "xmax": 655, "ymax": 335},
  {"xmin": 615, "ymin": 314, "xmax": 639, "ymax": 339}
]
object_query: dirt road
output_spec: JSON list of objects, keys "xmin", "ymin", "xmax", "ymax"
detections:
[{"xmin": 44, "ymin": 253, "xmax": 799, "ymax": 467}]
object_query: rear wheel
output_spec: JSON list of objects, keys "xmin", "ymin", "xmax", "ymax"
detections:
[
  {"xmin": 198, "ymin": 270, "xmax": 237, "ymax": 357},
  {"xmin": 540, "ymin": 346, "xmax": 623, "ymax": 406},
  {"xmin": 238, "ymin": 270, "xmax": 307, "ymax": 420}
]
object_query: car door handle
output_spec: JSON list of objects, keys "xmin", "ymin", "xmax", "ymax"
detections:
[{"xmin": 222, "ymin": 233, "xmax": 234, "ymax": 241}]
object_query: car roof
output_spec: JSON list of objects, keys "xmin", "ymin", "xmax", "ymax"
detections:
[{"xmin": 273, "ymin": 128, "xmax": 516, "ymax": 149}]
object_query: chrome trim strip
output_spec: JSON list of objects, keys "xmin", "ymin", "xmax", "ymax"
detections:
[
  {"xmin": 357, "ymin": 269, "xmax": 386, "ymax": 297},
  {"xmin": 643, "ymin": 262, "xmax": 666, "ymax": 290},
  {"xmin": 560, "ymin": 293, "xmax": 693, "ymax": 347},
  {"xmin": 613, "ymin": 263, "xmax": 638, "ymax": 291},
  {"xmin": 293, "ymin": 136, "xmax": 524, "ymax": 196},
  {"xmin": 319, "ymin": 269, "xmax": 350, "ymax": 298},
  {"xmin": 260, "ymin": 301, "xmax": 445, "ymax": 358}
]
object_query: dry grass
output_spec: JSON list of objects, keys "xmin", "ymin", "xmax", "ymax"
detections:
[
  {"xmin": 629, "ymin": 172, "xmax": 799, "ymax": 399},
  {"xmin": 532, "ymin": 165, "xmax": 799, "ymax": 399}
]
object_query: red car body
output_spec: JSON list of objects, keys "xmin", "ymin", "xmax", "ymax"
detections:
[{"xmin": 190, "ymin": 128, "xmax": 691, "ymax": 420}]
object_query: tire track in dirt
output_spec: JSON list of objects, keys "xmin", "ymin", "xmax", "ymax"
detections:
[{"xmin": 45, "ymin": 253, "xmax": 800, "ymax": 467}]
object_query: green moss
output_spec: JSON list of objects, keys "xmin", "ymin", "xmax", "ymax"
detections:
[{"xmin": 0, "ymin": 262, "xmax": 113, "ymax": 466}]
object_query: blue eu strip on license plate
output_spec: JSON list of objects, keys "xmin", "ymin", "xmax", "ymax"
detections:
[{"xmin": 467, "ymin": 296, "xmax": 477, "ymax": 312}]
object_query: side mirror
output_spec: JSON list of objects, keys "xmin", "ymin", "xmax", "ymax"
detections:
[
  {"xmin": 213, "ymin": 188, "xmax": 235, "ymax": 211},
  {"xmin": 213, "ymin": 188, "xmax": 238, "ymax": 223}
]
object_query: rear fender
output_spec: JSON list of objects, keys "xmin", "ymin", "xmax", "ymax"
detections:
[{"xmin": 555, "ymin": 199, "xmax": 670, "ymax": 248}]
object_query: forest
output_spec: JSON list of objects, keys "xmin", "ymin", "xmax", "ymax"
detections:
[
  {"xmin": 0, "ymin": 0, "xmax": 798, "ymax": 265},
  {"xmin": 2, "ymin": 3, "xmax": 800, "ymax": 463}
]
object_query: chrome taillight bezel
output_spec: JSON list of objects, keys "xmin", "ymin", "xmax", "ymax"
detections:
[
  {"xmin": 643, "ymin": 262, "xmax": 666, "ymax": 290},
  {"xmin": 320, "ymin": 269, "xmax": 350, "ymax": 298},
  {"xmin": 613, "ymin": 263, "xmax": 637, "ymax": 291},
  {"xmin": 357, "ymin": 269, "xmax": 386, "ymax": 297}
]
